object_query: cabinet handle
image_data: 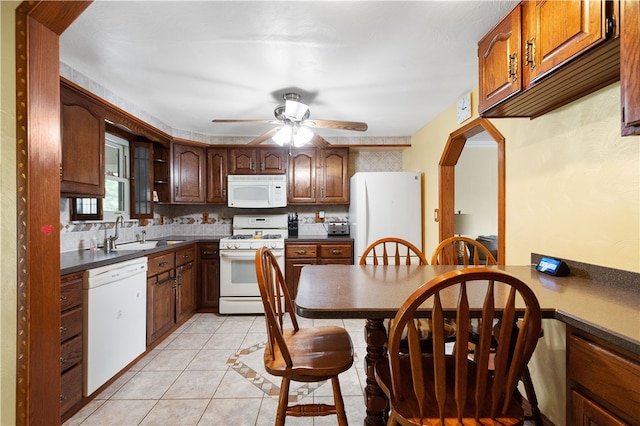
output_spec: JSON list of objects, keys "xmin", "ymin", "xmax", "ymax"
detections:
[
  {"xmin": 60, "ymin": 326, "xmax": 67, "ymax": 334},
  {"xmin": 296, "ymin": 249, "xmax": 307, "ymax": 255},
  {"xmin": 203, "ymin": 250, "xmax": 217, "ymax": 255},
  {"xmin": 158, "ymin": 261, "xmax": 168, "ymax": 267},
  {"xmin": 182, "ymin": 254, "xmax": 190, "ymax": 259},
  {"xmin": 157, "ymin": 276, "xmax": 173, "ymax": 286},
  {"xmin": 508, "ymin": 52, "xmax": 518, "ymax": 82},
  {"xmin": 222, "ymin": 188, "xmax": 227, "ymax": 198},
  {"xmin": 175, "ymin": 186, "xmax": 179, "ymax": 197},
  {"xmin": 60, "ymin": 356, "xmax": 65, "ymax": 364},
  {"xmin": 60, "ymin": 295, "xmax": 67, "ymax": 302},
  {"xmin": 331, "ymin": 249, "xmax": 342, "ymax": 255},
  {"xmin": 260, "ymin": 161, "xmax": 264, "ymax": 171},
  {"xmin": 525, "ymin": 38, "xmax": 535, "ymax": 70},
  {"xmin": 60, "ymin": 394, "xmax": 66, "ymax": 402}
]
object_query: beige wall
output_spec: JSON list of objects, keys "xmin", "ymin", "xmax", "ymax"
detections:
[
  {"xmin": 408, "ymin": 84, "xmax": 639, "ymax": 272},
  {"xmin": 0, "ymin": 2, "xmax": 18, "ymax": 425},
  {"xmin": 405, "ymin": 83, "xmax": 640, "ymax": 425}
]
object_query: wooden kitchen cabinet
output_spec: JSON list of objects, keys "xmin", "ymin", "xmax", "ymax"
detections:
[
  {"xmin": 621, "ymin": 0, "xmax": 640, "ymax": 135},
  {"xmin": 130, "ymin": 141, "xmax": 154, "ymax": 219},
  {"xmin": 206, "ymin": 148, "xmax": 228, "ymax": 204},
  {"xmin": 146, "ymin": 245, "xmax": 198, "ymax": 346},
  {"xmin": 152, "ymin": 143, "xmax": 171, "ymax": 203},
  {"xmin": 285, "ymin": 240, "xmax": 353, "ymax": 297},
  {"xmin": 318, "ymin": 148, "xmax": 349, "ymax": 204},
  {"xmin": 288, "ymin": 147, "xmax": 349, "ymax": 205},
  {"xmin": 172, "ymin": 142, "xmax": 206, "ymax": 203},
  {"xmin": 60, "ymin": 272, "xmax": 84, "ymax": 421},
  {"xmin": 479, "ymin": 0, "xmax": 620, "ymax": 118},
  {"xmin": 567, "ymin": 328, "xmax": 640, "ymax": 425},
  {"xmin": 229, "ymin": 147, "xmax": 287, "ymax": 174},
  {"xmin": 60, "ymin": 82, "xmax": 106, "ymax": 197},
  {"xmin": 522, "ymin": 0, "xmax": 611, "ymax": 84},
  {"xmin": 146, "ymin": 251, "xmax": 176, "ymax": 346},
  {"xmin": 198, "ymin": 243, "xmax": 220, "ymax": 311},
  {"xmin": 175, "ymin": 246, "xmax": 196, "ymax": 322},
  {"xmin": 478, "ymin": 4, "xmax": 522, "ymax": 113},
  {"xmin": 288, "ymin": 148, "xmax": 317, "ymax": 203}
]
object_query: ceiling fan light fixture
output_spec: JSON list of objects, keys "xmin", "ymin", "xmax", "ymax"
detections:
[
  {"xmin": 293, "ymin": 125, "xmax": 314, "ymax": 147},
  {"xmin": 272, "ymin": 125, "xmax": 292, "ymax": 146},
  {"xmin": 284, "ymin": 99, "xmax": 309, "ymax": 121}
]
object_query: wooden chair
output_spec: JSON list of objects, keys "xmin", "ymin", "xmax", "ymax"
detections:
[
  {"xmin": 375, "ymin": 267, "xmax": 542, "ymax": 425},
  {"xmin": 255, "ymin": 247, "xmax": 354, "ymax": 426},
  {"xmin": 360, "ymin": 237, "xmax": 428, "ymax": 265},
  {"xmin": 431, "ymin": 236, "xmax": 543, "ymax": 425},
  {"xmin": 360, "ymin": 237, "xmax": 456, "ymax": 351},
  {"xmin": 430, "ymin": 235, "xmax": 497, "ymax": 266}
]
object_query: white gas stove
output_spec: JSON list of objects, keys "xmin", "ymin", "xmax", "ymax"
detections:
[{"xmin": 219, "ymin": 214, "xmax": 288, "ymax": 314}]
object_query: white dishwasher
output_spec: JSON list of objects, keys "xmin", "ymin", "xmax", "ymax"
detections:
[{"xmin": 83, "ymin": 257, "xmax": 148, "ymax": 396}]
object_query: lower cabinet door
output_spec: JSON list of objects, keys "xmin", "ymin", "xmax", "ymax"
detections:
[
  {"xmin": 176, "ymin": 262, "xmax": 196, "ymax": 322},
  {"xmin": 60, "ymin": 363, "xmax": 83, "ymax": 416},
  {"xmin": 147, "ymin": 273, "xmax": 175, "ymax": 346}
]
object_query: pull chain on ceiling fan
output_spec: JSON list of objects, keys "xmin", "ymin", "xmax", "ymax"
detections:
[{"xmin": 212, "ymin": 92, "xmax": 368, "ymax": 147}]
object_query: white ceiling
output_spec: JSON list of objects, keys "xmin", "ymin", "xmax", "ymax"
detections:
[{"xmin": 59, "ymin": 0, "xmax": 518, "ymax": 140}]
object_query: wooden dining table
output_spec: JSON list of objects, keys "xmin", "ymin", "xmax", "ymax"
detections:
[{"xmin": 294, "ymin": 263, "xmax": 640, "ymax": 426}]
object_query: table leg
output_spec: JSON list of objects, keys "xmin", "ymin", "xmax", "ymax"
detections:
[{"xmin": 364, "ymin": 318, "xmax": 387, "ymax": 426}]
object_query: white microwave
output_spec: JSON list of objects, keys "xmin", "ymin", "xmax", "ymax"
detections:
[{"xmin": 227, "ymin": 174, "xmax": 287, "ymax": 208}]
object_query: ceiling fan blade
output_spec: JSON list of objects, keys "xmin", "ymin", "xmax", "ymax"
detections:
[
  {"xmin": 248, "ymin": 128, "xmax": 279, "ymax": 145},
  {"xmin": 306, "ymin": 119, "xmax": 368, "ymax": 132},
  {"xmin": 212, "ymin": 119, "xmax": 275, "ymax": 124}
]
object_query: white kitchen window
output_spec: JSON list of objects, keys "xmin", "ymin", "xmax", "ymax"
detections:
[{"xmin": 103, "ymin": 133, "xmax": 130, "ymax": 221}]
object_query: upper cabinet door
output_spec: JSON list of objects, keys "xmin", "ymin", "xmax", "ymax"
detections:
[
  {"xmin": 478, "ymin": 5, "xmax": 522, "ymax": 114},
  {"xmin": 318, "ymin": 148, "xmax": 349, "ymax": 204},
  {"xmin": 172, "ymin": 143, "xmax": 205, "ymax": 203},
  {"xmin": 229, "ymin": 148, "xmax": 257, "ymax": 174},
  {"xmin": 206, "ymin": 148, "xmax": 228, "ymax": 204},
  {"xmin": 60, "ymin": 84, "xmax": 106, "ymax": 197},
  {"xmin": 288, "ymin": 148, "xmax": 317, "ymax": 203},
  {"xmin": 523, "ymin": 0, "xmax": 609, "ymax": 84},
  {"xmin": 259, "ymin": 148, "xmax": 287, "ymax": 174},
  {"xmin": 621, "ymin": 0, "xmax": 640, "ymax": 135},
  {"xmin": 130, "ymin": 141, "xmax": 154, "ymax": 219}
]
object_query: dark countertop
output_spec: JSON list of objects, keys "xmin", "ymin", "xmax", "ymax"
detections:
[
  {"xmin": 60, "ymin": 235, "xmax": 225, "ymax": 275},
  {"xmin": 286, "ymin": 235, "xmax": 354, "ymax": 242},
  {"xmin": 61, "ymin": 234, "xmax": 354, "ymax": 275}
]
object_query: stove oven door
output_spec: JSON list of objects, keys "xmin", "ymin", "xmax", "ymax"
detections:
[{"xmin": 219, "ymin": 249, "xmax": 285, "ymax": 297}]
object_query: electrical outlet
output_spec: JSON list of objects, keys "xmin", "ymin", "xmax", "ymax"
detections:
[
  {"xmin": 319, "ymin": 211, "xmax": 325, "ymax": 223},
  {"xmin": 202, "ymin": 212, "xmax": 209, "ymax": 224}
]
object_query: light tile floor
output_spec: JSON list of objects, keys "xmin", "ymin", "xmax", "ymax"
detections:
[{"xmin": 63, "ymin": 313, "xmax": 369, "ymax": 426}]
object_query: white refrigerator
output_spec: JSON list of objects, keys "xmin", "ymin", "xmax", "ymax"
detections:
[{"xmin": 349, "ymin": 171, "xmax": 423, "ymax": 262}]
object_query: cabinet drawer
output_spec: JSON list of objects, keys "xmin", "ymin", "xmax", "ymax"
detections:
[
  {"xmin": 569, "ymin": 334, "xmax": 640, "ymax": 421},
  {"xmin": 286, "ymin": 245, "xmax": 317, "ymax": 258},
  {"xmin": 319, "ymin": 244, "xmax": 352, "ymax": 259},
  {"xmin": 176, "ymin": 246, "xmax": 196, "ymax": 266},
  {"xmin": 148, "ymin": 252, "xmax": 175, "ymax": 276},
  {"xmin": 200, "ymin": 244, "xmax": 219, "ymax": 259},
  {"xmin": 60, "ymin": 307, "xmax": 82, "ymax": 342},
  {"xmin": 60, "ymin": 275, "xmax": 82, "ymax": 312},
  {"xmin": 60, "ymin": 334, "xmax": 82, "ymax": 373},
  {"xmin": 60, "ymin": 363, "xmax": 83, "ymax": 414}
]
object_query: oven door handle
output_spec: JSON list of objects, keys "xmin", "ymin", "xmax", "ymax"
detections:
[{"xmin": 220, "ymin": 250, "xmax": 284, "ymax": 259}]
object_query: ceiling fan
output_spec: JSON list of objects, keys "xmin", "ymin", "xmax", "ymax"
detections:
[{"xmin": 212, "ymin": 92, "xmax": 368, "ymax": 147}]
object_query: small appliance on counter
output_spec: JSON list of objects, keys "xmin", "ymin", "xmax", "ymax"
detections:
[
  {"xmin": 327, "ymin": 221, "xmax": 350, "ymax": 236},
  {"xmin": 288, "ymin": 213, "xmax": 298, "ymax": 237}
]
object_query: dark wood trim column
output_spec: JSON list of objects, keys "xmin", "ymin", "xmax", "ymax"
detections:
[{"xmin": 14, "ymin": 2, "xmax": 90, "ymax": 425}]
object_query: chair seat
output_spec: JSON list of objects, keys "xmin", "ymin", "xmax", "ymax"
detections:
[
  {"xmin": 375, "ymin": 354, "xmax": 525, "ymax": 425},
  {"xmin": 264, "ymin": 325, "xmax": 354, "ymax": 381}
]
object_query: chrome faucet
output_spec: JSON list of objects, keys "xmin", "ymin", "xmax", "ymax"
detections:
[{"xmin": 105, "ymin": 215, "xmax": 124, "ymax": 251}]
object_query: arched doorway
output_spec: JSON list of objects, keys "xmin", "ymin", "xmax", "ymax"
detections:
[{"xmin": 437, "ymin": 117, "xmax": 505, "ymax": 263}]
